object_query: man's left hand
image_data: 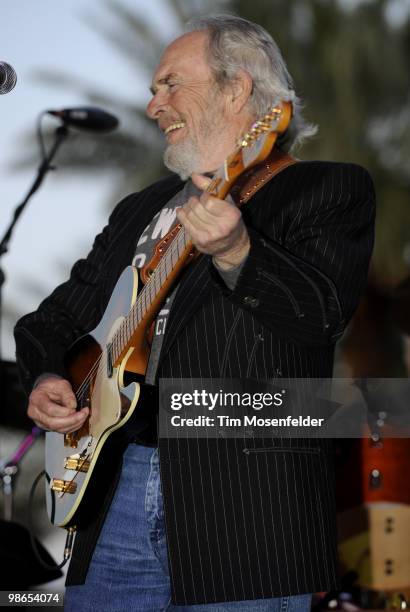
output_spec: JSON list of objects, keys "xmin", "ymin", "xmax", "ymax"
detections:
[{"xmin": 176, "ymin": 173, "xmax": 250, "ymax": 271}]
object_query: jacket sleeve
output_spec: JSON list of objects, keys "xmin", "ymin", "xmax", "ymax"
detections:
[
  {"xmin": 14, "ymin": 193, "xmax": 137, "ymax": 395},
  {"xmin": 210, "ymin": 162, "xmax": 376, "ymax": 347}
]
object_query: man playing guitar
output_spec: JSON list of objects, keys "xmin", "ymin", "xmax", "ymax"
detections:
[{"xmin": 15, "ymin": 14, "xmax": 375, "ymax": 612}]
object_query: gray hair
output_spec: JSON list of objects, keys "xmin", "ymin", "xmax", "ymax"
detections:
[{"xmin": 185, "ymin": 14, "xmax": 317, "ymax": 152}]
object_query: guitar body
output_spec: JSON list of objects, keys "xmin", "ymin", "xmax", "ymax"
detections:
[{"xmin": 45, "ymin": 266, "xmax": 145, "ymax": 527}]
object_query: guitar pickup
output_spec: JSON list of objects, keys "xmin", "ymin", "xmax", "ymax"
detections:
[
  {"xmin": 50, "ymin": 479, "xmax": 77, "ymax": 494},
  {"xmin": 106, "ymin": 342, "xmax": 113, "ymax": 378},
  {"xmin": 64, "ymin": 457, "xmax": 90, "ymax": 473}
]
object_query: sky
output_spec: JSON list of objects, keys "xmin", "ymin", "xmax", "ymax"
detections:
[{"xmin": 0, "ymin": 0, "xmax": 179, "ymax": 362}]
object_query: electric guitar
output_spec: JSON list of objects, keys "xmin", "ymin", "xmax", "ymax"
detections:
[{"xmin": 45, "ymin": 101, "xmax": 292, "ymax": 527}]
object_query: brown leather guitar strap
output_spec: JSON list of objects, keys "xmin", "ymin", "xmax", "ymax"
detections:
[{"xmin": 231, "ymin": 147, "xmax": 298, "ymax": 207}]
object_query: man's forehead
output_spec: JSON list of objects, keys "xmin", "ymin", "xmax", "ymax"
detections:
[{"xmin": 151, "ymin": 31, "xmax": 210, "ymax": 86}]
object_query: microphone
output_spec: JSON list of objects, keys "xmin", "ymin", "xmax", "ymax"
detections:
[
  {"xmin": 46, "ymin": 106, "xmax": 119, "ymax": 132},
  {"xmin": 0, "ymin": 62, "xmax": 17, "ymax": 95}
]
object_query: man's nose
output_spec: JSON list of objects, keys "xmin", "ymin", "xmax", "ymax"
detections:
[{"xmin": 146, "ymin": 91, "xmax": 166, "ymax": 119}]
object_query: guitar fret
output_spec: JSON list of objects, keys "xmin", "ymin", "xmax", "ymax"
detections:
[
  {"xmin": 165, "ymin": 251, "xmax": 170, "ymax": 277},
  {"xmin": 181, "ymin": 228, "xmax": 188, "ymax": 249},
  {"xmin": 136, "ymin": 294, "xmax": 141, "ymax": 321},
  {"xmin": 144, "ymin": 286, "xmax": 150, "ymax": 312},
  {"xmin": 119, "ymin": 324, "xmax": 124, "ymax": 352},
  {"xmin": 144, "ymin": 288, "xmax": 150, "ymax": 313},
  {"xmin": 160, "ymin": 259, "xmax": 166, "ymax": 285},
  {"xmin": 148, "ymin": 277, "xmax": 155, "ymax": 305},
  {"xmin": 160, "ymin": 259, "xmax": 165, "ymax": 282},
  {"xmin": 147, "ymin": 283, "xmax": 153, "ymax": 308},
  {"xmin": 171, "ymin": 244, "xmax": 177, "ymax": 267}
]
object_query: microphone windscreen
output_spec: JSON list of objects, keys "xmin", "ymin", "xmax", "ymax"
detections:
[
  {"xmin": 0, "ymin": 62, "xmax": 17, "ymax": 95},
  {"xmin": 47, "ymin": 107, "xmax": 119, "ymax": 132}
]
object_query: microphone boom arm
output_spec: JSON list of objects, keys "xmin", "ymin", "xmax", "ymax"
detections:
[
  {"xmin": 0, "ymin": 125, "xmax": 69, "ymax": 260},
  {"xmin": 0, "ymin": 124, "xmax": 69, "ymax": 359}
]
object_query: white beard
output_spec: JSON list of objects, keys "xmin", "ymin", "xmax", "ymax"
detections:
[
  {"xmin": 163, "ymin": 94, "xmax": 227, "ymax": 180},
  {"xmin": 163, "ymin": 136, "xmax": 202, "ymax": 180}
]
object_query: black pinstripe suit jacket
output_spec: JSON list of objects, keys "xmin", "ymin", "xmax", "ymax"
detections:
[{"xmin": 14, "ymin": 160, "xmax": 375, "ymax": 605}]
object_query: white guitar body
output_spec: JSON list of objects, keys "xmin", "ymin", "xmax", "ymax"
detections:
[{"xmin": 45, "ymin": 266, "xmax": 141, "ymax": 527}]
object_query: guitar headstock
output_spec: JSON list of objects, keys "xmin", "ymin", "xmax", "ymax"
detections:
[
  {"xmin": 240, "ymin": 102, "xmax": 292, "ymax": 163},
  {"xmin": 219, "ymin": 101, "xmax": 293, "ymax": 187}
]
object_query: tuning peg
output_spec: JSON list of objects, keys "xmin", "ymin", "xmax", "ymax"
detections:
[
  {"xmin": 240, "ymin": 132, "xmax": 256, "ymax": 147},
  {"xmin": 264, "ymin": 106, "xmax": 282, "ymax": 122},
  {"xmin": 257, "ymin": 121, "xmax": 271, "ymax": 131}
]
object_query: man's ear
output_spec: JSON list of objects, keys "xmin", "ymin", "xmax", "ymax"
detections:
[{"xmin": 229, "ymin": 68, "xmax": 253, "ymax": 114}]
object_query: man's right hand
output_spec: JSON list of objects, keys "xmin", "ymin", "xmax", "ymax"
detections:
[{"xmin": 28, "ymin": 376, "xmax": 89, "ymax": 433}]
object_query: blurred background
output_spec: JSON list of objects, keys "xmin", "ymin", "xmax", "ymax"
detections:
[{"xmin": 1, "ymin": 0, "xmax": 410, "ymax": 606}]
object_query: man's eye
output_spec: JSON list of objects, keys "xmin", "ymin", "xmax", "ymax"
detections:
[{"xmin": 168, "ymin": 83, "xmax": 177, "ymax": 89}]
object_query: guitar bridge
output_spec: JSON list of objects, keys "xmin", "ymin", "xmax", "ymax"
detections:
[
  {"xmin": 50, "ymin": 479, "xmax": 77, "ymax": 494},
  {"xmin": 64, "ymin": 457, "xmax": 90, "ymax": 473}
]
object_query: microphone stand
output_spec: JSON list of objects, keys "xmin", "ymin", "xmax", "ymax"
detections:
[
  {"xmin": 0, "ymin": 124, "xmax": 69, "ymax": 360},
  {"xmin": 0, "ymin": 426, "xmax": 65, "ymax": 584},
  {"xmin": 0, "ymin": 427, "xmax": 43, "ymax": 521}
]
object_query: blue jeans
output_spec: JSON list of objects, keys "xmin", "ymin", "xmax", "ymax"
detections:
[{"xmin": 65, "ymin": 445, "xmax": 312, "ymax": 612}]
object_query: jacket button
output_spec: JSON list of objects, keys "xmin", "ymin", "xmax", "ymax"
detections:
[{"xmin": 244, "ymin": 296, "xmax": 259, "ymax": 307}]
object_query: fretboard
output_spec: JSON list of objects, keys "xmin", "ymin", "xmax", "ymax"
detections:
[{"xmin": 111, "ymin": 222, "xmax": 191, "ymax": 364}]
